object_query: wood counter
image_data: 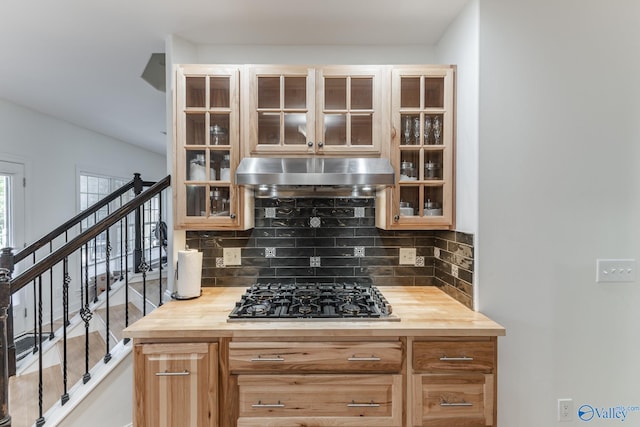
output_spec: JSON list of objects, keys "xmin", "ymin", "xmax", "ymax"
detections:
[
  {"xmin": 126, "ymin": 286, "xmax": 505, "ymax": 427},
  {"xmin": 123, "ymin": 286, "xmax": 505, "ymax": 340}
]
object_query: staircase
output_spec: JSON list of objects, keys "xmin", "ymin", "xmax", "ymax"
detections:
[{"xmin": 0, "ymin": 174, "xmax": 171, "ymax": 427}]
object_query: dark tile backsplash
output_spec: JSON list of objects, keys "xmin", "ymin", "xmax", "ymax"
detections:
[{"xmin": 186, "ymin": 198, "xmax": 475, "ymax": 308}]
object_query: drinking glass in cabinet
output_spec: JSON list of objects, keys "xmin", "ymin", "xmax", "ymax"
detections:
[
  {"xmin": 402, "ymin": 115, "xmax": 413, "ymax": 145},
  {"xmin": 424, "ymin": 116, "xmax": 432, "ymax": 145},
  {"xmin": 433, "ymin": 116, "xmax": 442, "ymax": 145}
]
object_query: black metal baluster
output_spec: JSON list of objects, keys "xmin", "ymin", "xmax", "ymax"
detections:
[
  {"xmin": 123, "ymin": 215, "xmax": 130, "ymax": 345},
  {"xmin": 119, "ymin": 213, "xmax": 124, "ymax": 280},
  {"xmin": 158, "ymin": 193, "xmax": 163, "ymax": 307},
  {"xmin": 139, "ymin": 202, "xmax": 148, "ymax": 316},
  {"xmin": 61, "ymin": 258, "xmax": 70, "ymax": 405},
  {"xmin": 93, "ymin": 211, "xmax": 98, "ymax": 303},
  {"xmin": 0, "ymin": 256, "xmax": 13, "ymax": 427},
  {"xmin": 81, "ymin": 243, "xmax": 92, "ymax": 384},
  {"xmin": 147, "ymin": 200, "xmax": 153, "ymax": 272},
  {"xmin": 32, "ymin": 253, "xmax": 37, "ymax": 355},
  {"xmin": 104, "ymin": 232, "xmax": 112, "ymax": 364},
  {"xmin": 35, "ymin": 275, "xmax": 45, "ymax": 427},
  {"xmin": 48, "ymin": 242, "xmax": 54, "ymax": 340}
]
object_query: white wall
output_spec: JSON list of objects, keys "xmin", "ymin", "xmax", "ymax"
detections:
[
  {"xmin": 435, "ymin": 0, "xmax": 479, "ymax": 236},
  {"xmin": 478, "ymin": 1, "xmax": 640, "ymax": 425},
  {"xmin": 0, "ymin": 98, "xmax": 166, "ymax": 241}
]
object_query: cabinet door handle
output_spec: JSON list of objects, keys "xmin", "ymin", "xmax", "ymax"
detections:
[
  {"xmin": 317, "ymin": 141, "xmax": 324, "ymax": 147},
  {"xmin": 348, "ymin": 355, "xmax": 381, "ymax": 362},
  {"xmin": 441, "ymin": 400, "xmax": 473, "ymax": 407},
  {"xmin": 155, "ymin": 369, "xmax": 190, "ymax": 377},
  {"xmin": 348, "ymin": 400, "xmax": 380, "ymax": 408},
  {"xmin": 252, "ymin": 400, "xmax": 285, "ymax": 408},
  {"xmin": 307, "ymin": 141, "xmax": 314, "ymax": 147},
  {"xmin": 440, "ymin": 356, "xmax": 474, "ymax": 361},
  {"xmin": 250, "ymin": 355, "xmax": 285, "ymax": 362}
]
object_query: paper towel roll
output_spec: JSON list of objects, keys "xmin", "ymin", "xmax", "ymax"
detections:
[{"xmin": 176, "ymin": 249, "xmax": 202, "ymax": 299}]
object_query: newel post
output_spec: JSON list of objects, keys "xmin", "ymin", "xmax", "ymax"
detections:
[{"xmin": 0, "ymin": 247, "xmax": 13, "ymax": 426}]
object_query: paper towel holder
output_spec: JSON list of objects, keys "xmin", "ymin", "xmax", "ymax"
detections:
[{"xmin": 172, "ymin": 248, "xmax": 203, "ymax": 300}]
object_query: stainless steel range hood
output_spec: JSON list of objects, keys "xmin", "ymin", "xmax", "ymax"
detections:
[{"xmin": 236, "ymin": 157, "xmax": 395, "ymax": 198}]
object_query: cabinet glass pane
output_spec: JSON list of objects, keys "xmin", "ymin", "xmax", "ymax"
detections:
[
  {"xmin": 424, "ymin": 151, "xmax": 443, "ymax": 180},
  {"xmin": 324, "ymin": 114, "xmax": 346, "ymax": 146},
  {"xmin": 351, "ymin": 78, "xmax": 372, "ymax": 110},
  {"xmin": 351, "ymin": 114, "xmax": 372, "ymax": 146},
  {"xmin": 324, "ymin": 78, "xmax": 347, "ymax": 110},
  {"xmin": 424, "ymin": 114, "xmax": 443, "ymax": 145},
  {"xmin": 423, "ymin": 186, "xmax": 444, "ymax": 216},
  {"xmin": 186, "ymin": 113, "xmax": 206, "ymax": 145},
  {"xmin": 209, "ymin": 114, "xmax": 229, "ymax": 145},
  {"xmin": 210, "ymin": 77, "xmax": 230, "ymax": 108},
  {"xmin": 186, "ymin": 150, "xmax": 206, "ymax": 181},
  {"xmin": 424, "ymin": 77, "xmax": 444, "ymax": 108},
  {"xmin": 186, "ymin": 185, "xmax": 207, "ymax": 217},
  {"xmin": 258, "ymin": 77, "xmax": 280, "ymax": 109},
  {"xmin": 258, "ymin": 112, "xmax": 280, "ymax": 145},
  {"xmin": 401, "ymin": 114, "xmax": 420, "ymax": 146},
  {"xmin": 400, "ymin": 77, "xmax": 420, "ymax": 108},
  {"xmin": 399, "ymin": 151, "xmax": 419, "ymax": 181},
  {"xmin": 186, "ymin": 77, "xmax": 206, "ymax": 108},
  {"xmin": 209, "ymin": 150, "xmax": 231, "ymax": 181},
  {"xmin": 399, "ymin": 187, "xmax": 419, "ymax": 217},
  {"xmin": 284, "ymin": 77, "xmax": 306, "ymax": 109},
  {"xmin": 284, "ymin": 113, "xmax": 307, "ymax": 145},
  {"xmin": 210, "ymin": 186, "xmax": 230, "ymax": 216}
]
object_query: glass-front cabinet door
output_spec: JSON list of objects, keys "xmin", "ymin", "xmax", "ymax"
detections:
[
  {"xmin": 175, "ymin": 65, "xmax": 246, "ymax": 229},
  {"xmin": 384, "ymin": 66, "xmax": 455, "ymax": 230},
  {"xmin": 245, "ymin": 66, "xmax": 316, "ymax": 154},
  {"xmin": 245, "ymin": 65, "xmax": 382, "ymax": 155}
]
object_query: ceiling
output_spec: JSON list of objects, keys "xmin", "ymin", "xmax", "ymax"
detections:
[{"xmin": 0, "ymin": 0, "xmax": 468, "ymax": 154}]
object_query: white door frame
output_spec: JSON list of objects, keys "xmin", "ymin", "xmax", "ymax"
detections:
[{"xmin": 0, "ymin": 160, "xmax": 27, "ymax": 335}]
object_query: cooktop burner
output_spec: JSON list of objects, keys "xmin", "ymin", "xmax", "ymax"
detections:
[{"xmin": 228, "ymin": 282, "xmax": 396, "ymax": 321}]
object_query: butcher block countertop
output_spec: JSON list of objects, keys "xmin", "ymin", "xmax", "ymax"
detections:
[{"xmin": 123, "ymin": 286, "xmax": 505, "ymax": 340}]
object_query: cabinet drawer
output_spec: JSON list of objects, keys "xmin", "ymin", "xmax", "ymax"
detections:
[
  {"xmin": 237, "ymin": 374, "xmax": 402, "ymax": 427},
  {"xmin": 412, "ymin": 373, "xmax": 494, "ymax": 427},
  {"xmin": 229, "ymin": 341, "xmax": 402, "ymax": 373},
  {"xmin": 413, "ymin": 340, "xmax": 495, "ymax": 372}
]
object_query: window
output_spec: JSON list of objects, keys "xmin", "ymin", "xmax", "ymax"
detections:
[{"xmin": 79, "ymin": 173, "xmax": 162, "ymax": 271}]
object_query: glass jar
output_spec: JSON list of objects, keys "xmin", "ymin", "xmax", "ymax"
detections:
[
  {"xmin": 210, "ymin": 125, "xmax": 228, "ymax": 145},
  {"xmin": 400, "ymin": 161, "xmax": 416, "ymax": 181},
  {"xmin": 219, "ymin": 154, "xmax": 231, "ymax": 181},
  {"xmin": 210, "ymin": 190, "xmax": 229, "ymax": 216},
  {"xmin": 424, "ymin": 160, "xmax": 440, "ymax": 180}
]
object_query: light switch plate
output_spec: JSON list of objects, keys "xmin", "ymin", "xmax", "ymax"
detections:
[
  {"xmin": 399, "ymin": 248, "xmax": 417, "ymax": 265},
  {"xmin": 223, "ymin": 247, "xmax": 242, "ymax": 266},
  {"xmin": 596, "ymin": 259, "xmax": 636, "ymax": 283}
]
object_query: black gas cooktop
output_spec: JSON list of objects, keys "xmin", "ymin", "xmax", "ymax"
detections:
[{"xmin": 228, "ymin": 282, "xmax": 396, "ymax": 321}]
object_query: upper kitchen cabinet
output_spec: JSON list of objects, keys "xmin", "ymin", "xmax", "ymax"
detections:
[
  {"xmin": 174, "ymin": 65, "xmax": 252, "ymax": 230},
  {"xmin": 377, "ymin": 66, "xmax": 456, "ymax": 230},
  {"xmin": 243, "ymin": 65, "xmax": 386, "ymax": 156}
]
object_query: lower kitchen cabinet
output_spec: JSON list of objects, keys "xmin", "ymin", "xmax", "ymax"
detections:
[
  {"xmin": 410, "ymin": 338, "xmax": 497, "ymax": 427},
  {"xmin": 236, "ymin": 374, "xmax": 403, "ymax": 427},
  {"xmin": 133, "ymin": 342, "xmax": 218, "ymax": 427}
]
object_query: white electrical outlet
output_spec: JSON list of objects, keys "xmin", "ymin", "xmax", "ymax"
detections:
[
  {"xmin": 596, "ymin": 259, "xmax": 636, "ymax": 283},
  {"xmin": 451, "ymin": 265, "xmax": 459, "ymax": 278},
  {"xmin": 223, "ymin": 247, "xmax": 242, "ymax": 266},
  {"xmin": 558, "ymin": 398, "xmax": 573, "ymax": 421},
  {"xmin": 399, "ymin": 248, "xmax": 417, "ymax": 265}
]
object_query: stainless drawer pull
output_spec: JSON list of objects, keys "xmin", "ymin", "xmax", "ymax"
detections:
[
  {"xmin": 440, "ymin": 356, "xmax": 474, "ymax": 361},
  {"xmin": 252, "ymin": 400, "xmax": 285, "ymax": 408},
  {"xmin": 441, "ymin": 400, "xmax": 473, "ymax": 407},
  {"xmin": 155, "ymin": 370, "xmax": 190, "ymax": 377},
  {"xmin": 250, "ymin": 355, "xmax": 285, "ymax": 362},
  {"xmin": 348, "ymin": 355, "xmax": 381, "ymax": 362},
  {"xmin": 348, "ymin": 400, "xmax": 380, "ymax": 408}
]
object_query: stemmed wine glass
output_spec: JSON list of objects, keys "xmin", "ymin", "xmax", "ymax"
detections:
[
  {"xmin": 433, "ymin": 116, "xmax": 442, "ymax": 145},
  {"xmin": 403, "ymin": 116, "xmax": 412, "ymax": 145},
  {"xmin": 413, "ymin": 117, "xmax": 421, "ymax": 146},
  {"xmin": 424, "ymin": 116, "xmax": 432, "ymax": 145}
]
